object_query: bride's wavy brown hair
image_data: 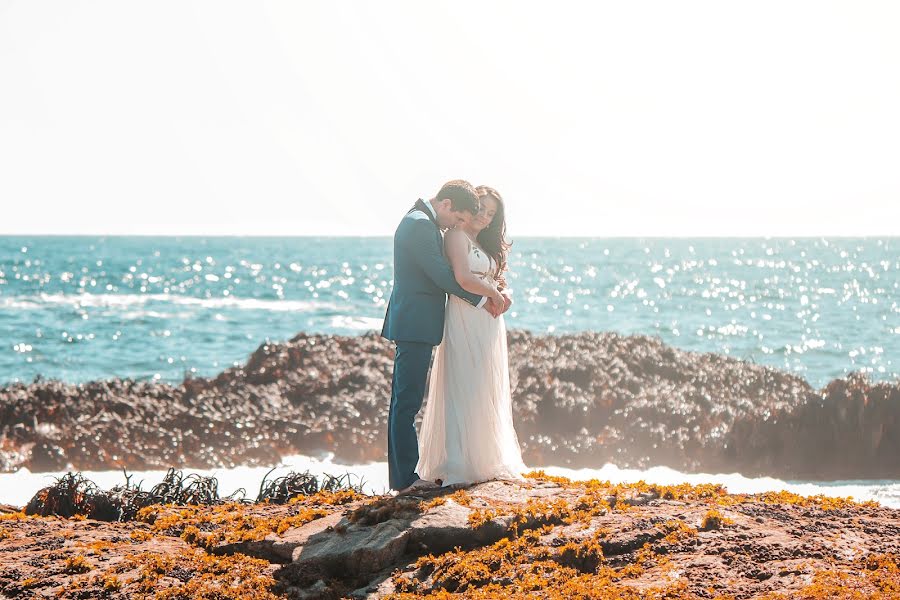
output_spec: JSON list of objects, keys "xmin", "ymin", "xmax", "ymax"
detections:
[{"xmin": 475, "ymin": 186, "xmax": 512, "ymax": 285}]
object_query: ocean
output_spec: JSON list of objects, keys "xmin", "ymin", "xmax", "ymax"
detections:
[{"xmin": 1, "ymin": 236, "xmax": 897, "ymax": 388}]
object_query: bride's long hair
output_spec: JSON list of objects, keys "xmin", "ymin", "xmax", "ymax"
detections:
[{"xmin": 475, "ymin": 186, "xmax": 512, "ymax": 283}]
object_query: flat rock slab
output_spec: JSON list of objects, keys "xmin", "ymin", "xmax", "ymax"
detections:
[
  {"xmin": 276, "ymin": 518, "xmax": 413, "ymax": 595},
  {"xmin": 277, "ymin": 485, "xmax": 524, "ymax": 592},
  {"xmin": 407, "ymin": 498, "xmax": 514, "ymax": 554}
]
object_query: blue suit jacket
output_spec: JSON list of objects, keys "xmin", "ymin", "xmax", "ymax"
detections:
[{"xmin": 381, "ymin": 199, "xmax": 484, "ymax": 346}]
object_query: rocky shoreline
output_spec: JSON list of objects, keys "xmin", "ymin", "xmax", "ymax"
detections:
[
  {"xmin": 1, "ymin": 330, "xmax": 899, "ymax": 479},
  {"xmin": 1, "ymin": 471, "xmax": 898, "ymax": 599}
]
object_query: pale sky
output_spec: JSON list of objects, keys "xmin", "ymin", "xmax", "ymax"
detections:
[{"xmin": 1, "ymin": 1, "xmax": 899, "ymax": 237}]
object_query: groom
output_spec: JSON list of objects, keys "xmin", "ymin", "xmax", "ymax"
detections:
[{"xmin": 382, "ymin": 180, "xmax": 505, "ymax": 494}]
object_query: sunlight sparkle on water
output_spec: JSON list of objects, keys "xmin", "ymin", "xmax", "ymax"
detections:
[{"xmin": 1, "ymin": 237, "xmax": 897, "ymax": 386}]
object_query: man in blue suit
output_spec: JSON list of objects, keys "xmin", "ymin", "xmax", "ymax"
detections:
[{"xmin": 382, "ymin": 180, "xmax": 505, "ymax": 494}]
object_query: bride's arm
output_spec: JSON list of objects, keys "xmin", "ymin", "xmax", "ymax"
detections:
[{"xmin": 445, "ymin": 230, "xmax": 503, "ymax": 301}]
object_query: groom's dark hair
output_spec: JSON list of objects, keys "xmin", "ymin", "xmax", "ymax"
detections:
[{"xmin": 435, "ymin": 180, "xmax": 479, "ymax": 214}]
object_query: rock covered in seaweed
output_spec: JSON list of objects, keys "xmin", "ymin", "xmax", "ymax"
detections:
[
  {"xmin": 1, "ymin": 331, "xmax": 898, "ymax": 479},
  {"xmin": 2, "ymin": 471, "xmax": 899, "ymax": 599}
]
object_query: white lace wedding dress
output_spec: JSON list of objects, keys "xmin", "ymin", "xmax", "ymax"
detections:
[{"xmin": 416, "ymin": 235, "xmax": 528, "ymax": 486}]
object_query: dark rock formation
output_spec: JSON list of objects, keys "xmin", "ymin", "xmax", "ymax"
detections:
[{"xmin": 1, "ymin": 331, "xmax": 898, "ymax": 479}]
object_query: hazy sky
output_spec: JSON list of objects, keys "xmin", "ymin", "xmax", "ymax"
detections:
[{"xmin": 1, "ymin": 1, "xmax": 899, "ymax": 236}]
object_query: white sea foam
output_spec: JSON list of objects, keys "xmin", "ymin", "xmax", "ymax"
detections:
[
  {"xmin": 330, "ymin": 315, "xmax": 384, "ymax": 331},
  {"xmin": 0, "ymin": 293, "xmax": 337, "ymax": 313},
  {"xmin": 539, "ymin": 463, "xmax": 900, "ymax": 509},
  {"xmin": 113, "ymin": 310, "xmax": 196, "ymax": 320},
  {"xmin": 2, "ymin": 456, "xmax": 898, "ymax": 510}
]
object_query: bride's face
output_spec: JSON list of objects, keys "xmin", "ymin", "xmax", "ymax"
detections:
[{"xmin": 472, "ymin": 196, "xmax": 498, "ymax": 233}]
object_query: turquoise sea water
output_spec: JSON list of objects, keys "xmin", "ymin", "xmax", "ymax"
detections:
[{"xmin": 1, "ymin": 236, "xmax": 897, "ymax": 388}]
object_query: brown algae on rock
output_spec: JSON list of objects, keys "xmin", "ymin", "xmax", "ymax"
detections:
[{"xmin": 1, "ymin": 469, "xmax": 899, "ymax": 598}]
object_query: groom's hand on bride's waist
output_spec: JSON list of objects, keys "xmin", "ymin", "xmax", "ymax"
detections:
[
  {"xmin": 484, "ymin": 297, "xmax": 503, "ymax": 318},
  {"xmin": 501, "ymin": 291, "xmax": 513, "ymax": 314}
]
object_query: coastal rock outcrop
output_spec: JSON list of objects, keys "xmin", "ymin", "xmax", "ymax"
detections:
[{"xmin": 1, "ymin": 331, "xmax": 898, "ymax": 479}]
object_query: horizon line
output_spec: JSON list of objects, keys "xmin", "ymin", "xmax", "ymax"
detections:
[{"xmin": 1, "ymin": 233, "xmax": 898, "ymax": 240}]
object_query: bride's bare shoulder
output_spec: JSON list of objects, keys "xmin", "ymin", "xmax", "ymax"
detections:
[{"xmin": 444, "ymin": 228, "xmax": 470, "ymax": 247}]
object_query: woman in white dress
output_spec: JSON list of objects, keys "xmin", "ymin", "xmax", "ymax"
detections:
[{"xmin": 416, "ymin": 186, "xmax": 528, "ymax": 487}]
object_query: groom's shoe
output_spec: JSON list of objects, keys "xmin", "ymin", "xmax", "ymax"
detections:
[{"xmin": 397, "ymin": 478, "xmax": 440, "ymax": 496}]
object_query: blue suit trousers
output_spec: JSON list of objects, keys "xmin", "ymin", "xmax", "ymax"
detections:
[{"xmin": 388, "ymin": 341, "xmax": 433, "ymax": 490}]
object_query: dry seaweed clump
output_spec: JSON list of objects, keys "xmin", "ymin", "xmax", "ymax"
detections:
[
  {"xmin": 524, "ymin": 469, "xmax": 729, "ymax": 503},
  {"xmin": 95, "ymin": 547, "xmax": 281, "ymax": 599},
  {"xmin": 524, "ymin": 470, "xmax": 878, "ymax": 513},
  {"xmin": 699, "ymin": 509, "xmax": 732, "ymax": 530},
  {"xmin": 24, "ymin": 469, "xmax": 236, "ymax": 521},
  {"xmin": 23, "ymin": 467, "xmax": 369, "ymax": 523},
  {"xmin": 468, "ymin": 496, "xmax": 575, "ymax": 533},
  {"xmin": 462, "ymin": 479, "xmax": 611, "ymax": 534},
  {"xmin": 257, "ymin": 469, "xmax": 365, "ymax": 503},
  {"xmin": 523, "ymin": 469, "xmax": 575, "ymax": 486},
  {"xmin": 137, "ymin": 488, "xmax": 363, "ymax": 549},
  {"xmin": 24, "ymin": 472, "xmax": 100, "ymax": 518},
  {"xmin": 64, "ymin": 554, "xmax": 93, "ymax": 574},
  {"xmin": 659, "ymin": 519, "xmax": 697, "ymax": 544},
  {"xmin": 755, "ymin": 489, "xmax": 880, "ymax": 511}
]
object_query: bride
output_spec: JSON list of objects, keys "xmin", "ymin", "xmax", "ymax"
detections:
[{"xmin": 416, "ymin": 186, "xmax": 528, "ymax": 486}]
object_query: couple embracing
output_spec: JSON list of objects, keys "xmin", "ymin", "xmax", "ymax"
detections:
[{"xmin": 381, "ymin": 180, "xmax": 528, "ymax": 495}]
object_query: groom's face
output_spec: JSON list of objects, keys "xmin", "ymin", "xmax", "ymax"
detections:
[{"xmin": 434, "ymin": 199, "xmax": 474, "ymax": 230}]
